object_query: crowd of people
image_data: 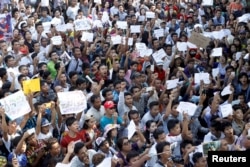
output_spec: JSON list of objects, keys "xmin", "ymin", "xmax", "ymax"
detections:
[{"xmin": 0, "ymin": 0, "xmax": 250, "ymax": 167}]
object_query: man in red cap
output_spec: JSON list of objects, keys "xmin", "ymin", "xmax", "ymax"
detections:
[{"xmin": 100, "ymin": 100, "xmax": 125, "ymax": 132}]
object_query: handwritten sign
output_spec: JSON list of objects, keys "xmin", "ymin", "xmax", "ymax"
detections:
[
  {"xmin": 51, "ymin": 36, "xmax": 62, "ymax": 45},
  {"xmin": 81, "ymin": 32, "xmax": 94, "ymax": 42},
  {"xmin": 152, "ymin": 49, "xmax": 167, "ymax": 63},
  {"xmin": 74, "ymin": 19, "xmax": 91, "ymax": 31},
  {"xmin": 41, "ymin": 0, "xmax": 49, "ymax": 6},
  {"xmin": 57, "ymin": 91, "xmax": 87, "ymax": 114},
  {"xmin": 188, "ymin": 32, "xmax": 210, "ymax": 49},
  {"xmin": 0, "ymin": 91, "xmax": 31, "ymax": 120}
]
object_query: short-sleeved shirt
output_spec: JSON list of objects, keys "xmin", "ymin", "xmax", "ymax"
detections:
[
  {"xmin": 60, "ymin": 131, "xmax": 86, "ymax": 148},
  {"xmin": 100, "ymin": 115, "xmax": 123, "ymax": 131}
]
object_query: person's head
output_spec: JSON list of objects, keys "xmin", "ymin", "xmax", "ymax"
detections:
[
  {"xmin": 41, "ymin": 118, "xmax": 51, "ymax": 134},
  {"xmin": 82, "ymin": 62, "xmax": 90, "ymax": 75},
  {"xmin": 49, "ymin": 51, "xmax": 59, "ymax": 63},
  {"xmin": 180, "ymin": 140, "xmax": 193, "ymax": 155},
  {"xmin": 118, "ymin": 68, "xmax": 126, "ymax": 78},
  {"xmin": 237, "ymin": 92, "xmax": 245, "ymax": 104},
  {"xmin": 104, "ymin": 124, "xmax": 118, "ymax": 138},
  {"xmin": 156, "ymin": 141, "xmax": 171, "ymax": 159},
  {"xmin": 66, "ymin": 117, "xmax": 79, "ymax": 133},
  {"xmin": 96, "ymin": 137, "xmax": 109, "ymax": 153},
  {"xmin": 46, "ymin": 138, "xmax": 61, "ymax": 156},
  {"xmin": 90, "ymin": 95, "xmax": 102, "ymax": 109},
  {"xmin": 98, "ymin": 64, "xmax": 108, "ymax": 77},
  {"xmin": 128, "ymin": 110, "xmax": 140, "ymax": 125},
  {"xmin": 117, "ymin": 137, "xmax": 132, "ymax": 152},
  {"xmin": 12, "ymin": 136, "xmax": 27, "ymax": 153},
  {"xmin": 4, "ymin": 55, "xmax": 15, "ymax": 67},
  {"xmin": 102, "ymin": 88, "xmax": 113, "ymax": 101},
  {"xmin": 104, "ymin": 101, "xmax": 116, "ymax": 115},
  {"xmin": 233, "ymin": 105, "xmax": 243, "ymax": 121},
  {"xmin": 210, "ymin": 121, "xmax": 222, "ymax": 138},
  {"xmin": 0, "ymin": 68, "xmax": 7, "ymax": 79},
  {"xmin": 221, "ymin": 121, "xmax": 234, "ymax": 138},
  {"xmin": 149, "ymin": 101, "xmax": 159, "ymax": 117},
  {"xmin": 192, "ymin": 152, "xmax": 207, "ymax": 167},
  {"xmin": 238, "ymin": 72, "xmax": 248, "ymax": 85},
  {"xmin": 130, "ymin": 61, "xmax": 138, "ymax": 71},
  {"xmin": 74, "ymin": 142, "xmax": 89, "ymax": 164},
  {"xmin": 153, "ymin": 128, "xmax": 166, "ymax": 143},
  {"xmin": 124, "ymin": 92, "xmax": 133, "ymax": 107},
  {"xmin": 171, "ymin": 100, "xmax": 180, "ymax": 117},
  {"xmin": 219, "ymin": 139, "xmax": 228, "ymax": 151},
  {"xmin": 72, "ymin": 47, "xmax": 81, "ymax": 58},
  {"xmin": 83, "ymin": 114, "xmax": 96, "ymax": 130},
  {"xmin": 40, "ymin": 80, "xmax": 50, "ymax": 93},
  {"xmin": 18, "ymin": 65, "xmax": 29, "ymax": 76},
  {"xmin": 69, "ymin": 71, "xmax": 78, "ymax": 84},
  {"xmin": 76, "ymin": 78, "xmax": 87, "ymax": 90},
  {"xmin": 126, "ymin": 151, "xmax": 140, "ymax": 166},
  {"xmin": 146, "ymin": 120, "xmax": 157, "ymax": 133},
  {"xmin": 167, "ymin": 119, "xmax": 181, "ymax": 136},
  {"xmin": 208, "ymin": 97, "xmax": 220, "ymax": 112},
  {"xmin": 92, "ymin": 153, "xmax": 105, "ymax": 166}
]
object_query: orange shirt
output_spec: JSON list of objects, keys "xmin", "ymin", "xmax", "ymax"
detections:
[{"xmin": 229, "ymin": 2, "xmax": 243, "ymax": 11}]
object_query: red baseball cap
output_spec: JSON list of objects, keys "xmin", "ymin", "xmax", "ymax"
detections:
[{"xmin": 104, "ymin": 101, "xmax": 116, "ymax": 109}]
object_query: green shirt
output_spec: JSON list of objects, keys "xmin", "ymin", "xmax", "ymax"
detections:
[{"xmin": 47, "ymin": 61, "xmax": 57, "ymax": 79}]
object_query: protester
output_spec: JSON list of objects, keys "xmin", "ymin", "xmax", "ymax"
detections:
[{"xmin": 0, "ymin": 0, "xmax": 250, "ymax": 166}]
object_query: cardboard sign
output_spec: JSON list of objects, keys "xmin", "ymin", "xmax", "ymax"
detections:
[
  {"xmin": 0, "ymin": 91, "xmax": 31, "ymax": 120},
  {"xmin": 188, "ymin": 32, "xmax": 210, "ymax": 49},
  {"xmin": 57, "ymin": 91, "xmax": 87, "ymax": 114}
]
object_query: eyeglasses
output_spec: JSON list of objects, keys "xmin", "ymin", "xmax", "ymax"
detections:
[{"xmin": 123, "ymin": 141, "xmax": 131, "ymax": 146}]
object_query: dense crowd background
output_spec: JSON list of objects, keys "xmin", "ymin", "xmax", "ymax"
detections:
[{"xmin": 0, "ymin": 0, "xmax": 250, "ymax": 167}]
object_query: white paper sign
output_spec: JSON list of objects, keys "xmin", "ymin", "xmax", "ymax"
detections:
[
  {"xmin": 127, "ymin": 120, "xmax": 136, "ymax": 139},
  {"xmin": 42, "ymin": 22, "xmax": 51, "ymax": 31},
  {"xmin": 235, "ymin": 52, "xmax": 242, "ymax": 61},
  {"xmin": 166, "ymin": 79, "xmax": 179, "ymax": 90},
  {"xmin": 130, "ymin": 25, "xmax": 141, "ymax": 33},
  {"xmin": 55, "ymin": 163, "xmax": 71, "ymax": 167},
  {"xmin": 0, "ymin": 91, "xmax": 31, "ymax": 120},
  {"xmin": 135, "ymin": 43, "xmax": 147, "ymax": 51},
  {"xmin": 122, "ymin": 37, "xmax": 133, "ymax": 46},
  {"xmin": 194, "ymin": 73, "xmax": 210, "ymax": 84},
  {"xmin": 211, "ymin": 47, "xmax": 222, "ymax": 57},
  {"xmin": 74, "ymin": 19, "xmax": 91, "ymax": 31},
  {"xmin": 51, "ymin": 36, "xmax": 62, "ymax": 45},
  {"xmin": 139, "ymin": 48, "xmax": 153, "ymax": 57},
  {"xmin": 94, "ymin": 0, "xmax": 102, "ymax": 4},
  {"xmin": 81, "ymin": 32, "xmax": 94, "ymax": 42},
  {"xmin": 146, "ymin": 12, "xmax": 155, "ymax": 18},
  {"xmin": 66, "ymin": 23, "xmax": 74, "ymax": 31},
  {"xmin": 221, "ymin": 85, "xmax": 232, "ymax": 96},
  {"xmin": 41, "ymin": 0, "xmax": 49, "ymax": 6},
  {"xmin": 56, "ymin": 24, "xmax": 67, "ymax": 32},
  {"xmin": 154, "ymin": 29, "xmax": 164, "ymax": 39},
  {"xmin": 57, "ymin": 91, "xmax": 87, "ymax": 114},
  {"xmin": 177, "ymin": 42, "xmax": 188, "ymax": 51},
  {"xmin": 212, "ymin": 68, "xmax": 219, "ymax": 78},
  {"xmin": 111, "ymin": 35, "xmax": 122, "ymax": 45},
  {"xmin": 177, "ymin": 102, "xmax": 197, "ymax": 116},
  {"xmin": 202, "ymin": 0, "xmax": 213, "ymax": 6},
  {"xmin": 138, "ymin": 15, "xmax": 146, "ymax": 22},
  {"xmin": 219, "ymin": 104, "xmax": 233, "ymax": 118},
  {"xmin": 152, "ymin": 49, "xmax": 167, "ymax": 63},
  {"xmin": 97, "ymin": 157, "xmax": 112, "ymax": 167},
  {"xmin": 117, "ymin": 21, "xmax": 127, "ymax": 29}
]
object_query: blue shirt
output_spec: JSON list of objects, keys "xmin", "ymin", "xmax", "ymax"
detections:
[
  {"xmin": 100, "ymin": 115, "xmax": 123, "ymax": 131},
  {"xmin": 8, "ymin": 153, "xmax": 27, "ymax": 167}
]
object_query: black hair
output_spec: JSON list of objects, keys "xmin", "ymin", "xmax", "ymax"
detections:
[
  {"xmin": 221, "ymin": 121, "xmax": 232, "ymax": 132},
  {"xmin": 128, "ymin": 110, "xmax": 139, "ymax": 120},
  {"xmin": 0, "ymin": 68, "xmax": 7, "ymax": 78},
  {"xmin": 149, "ymin": 101, "xmax": 159, "ymax": 110},
  {"xmin": 69, "ymin": 71, "xmax": 78, "ymax": 79},
  {"xmin": 126, "ymin": 151, "xmax": 140, "ymax": 163},
  {"xmin": 192, "ymin": 152, "xmax": 204, "ymax": 164},
  {"xmin": 66, "ymin": 117, "xmax": 77, "ymax": 127},
  {"xmin": 156, "ymin": 141, "xmax": 170, "ymax": 158},
  {"xmin": 117, "ymin": 137, "xmax": 128, "ymax": 151},
  {"xmin": 153, "ymin": 128, "xmax": 165, "ymax": 140},
  {"xmin": 167, "ymin": 119, "xmax": 180, "ymax": 132},
  {"xmin": 102, "ymin": 88, "xmax": 112, "ymax": 98},
  {"xmin": 74, "ymin": 142, "xmax": 85, "ymax": 154},
  {"xmin": 90, "ymin": 94, "xmax": 101, "ymax": 104}
]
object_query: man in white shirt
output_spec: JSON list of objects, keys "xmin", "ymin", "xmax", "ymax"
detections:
[{"xmin": 110, "ymin": 0, "xmax": 119, "ymax": 19}]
